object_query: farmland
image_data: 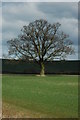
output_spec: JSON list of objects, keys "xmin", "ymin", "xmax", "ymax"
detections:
[{"xmin": 2, "ymin": 74, "xmax": 78, "ymax": 118}]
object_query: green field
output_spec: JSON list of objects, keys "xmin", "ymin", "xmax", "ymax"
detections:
[{"xmin": 2, "ymin": 74, "xmax": 78, "ymax": 118}]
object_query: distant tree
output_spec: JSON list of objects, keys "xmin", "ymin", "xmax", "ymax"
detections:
[{"xmin": 7, "ymin": 19, "xmax": 74, "ymax": 76}]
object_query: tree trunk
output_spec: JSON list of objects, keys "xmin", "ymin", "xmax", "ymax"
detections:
[{"xmin": 40, "ymin": 62, "xmax": 45, "ymax": 76}]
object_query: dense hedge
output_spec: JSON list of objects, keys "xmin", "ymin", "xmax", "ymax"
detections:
[{"xmin": 2, "ymin": 59, "xmax": 80, "ymax": 74}]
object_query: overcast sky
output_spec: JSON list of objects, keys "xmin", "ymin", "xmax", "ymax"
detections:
[
  {"xmin": 2, "ymin": 2, "xmax": 78, "ymax": 60},
  {"xmin": 2, "ymin": 0, "xmax": 79, "ymax": 2}
]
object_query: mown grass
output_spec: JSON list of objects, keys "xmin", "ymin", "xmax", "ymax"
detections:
[{"xmin": 2, "ymin": 74, "xmax": 78, "ymax": 118}]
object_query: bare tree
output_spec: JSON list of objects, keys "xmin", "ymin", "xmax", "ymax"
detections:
[{"xmin": 7, "ymin": 19, "xmax": 74, "ymax": 76}]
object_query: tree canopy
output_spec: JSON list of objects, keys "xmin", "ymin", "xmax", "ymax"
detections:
[{"xmin": 7, "ymin": 19, "xmax": 74, "ymax": 75}]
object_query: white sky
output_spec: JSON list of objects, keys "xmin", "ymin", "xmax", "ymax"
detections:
[
  {"xmin": 1, "ymin": 0, "xmax": 79, "ymax": 2},
  {"xmin": 0, "ymin": 0, "xmax": 79, "ymax": 60}
]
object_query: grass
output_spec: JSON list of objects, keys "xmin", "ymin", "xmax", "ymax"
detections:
[{"xmin": 2, "ymin": 74, "xmax": 78, "ymax": 118}]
